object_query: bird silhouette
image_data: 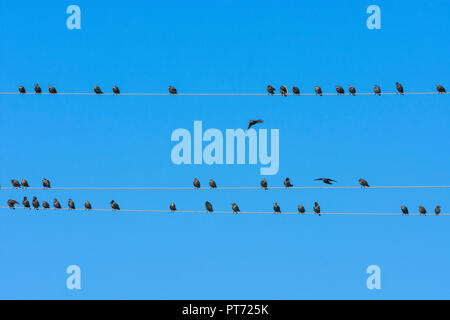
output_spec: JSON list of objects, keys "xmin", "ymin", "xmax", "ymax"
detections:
[
  {"xmin": 205, "ymin": 201, "xmax": 213, "ymax": 213},
  {"xmin": 266, "ymin": 85, "xmax": 275, "ymax": 95},
  {"xmin": 68, "ymin": 199, "xmax": 75, "ymax": 210},
  {"xmin": 273, "ymin": 203, "xmax": 281, "ymax": 213},
  {"xmin": 11, "ymin": 179, "xmax": 21, "ymax": 188},
  {"xmin": 292, "ymin": 86, "xmax": 300, "ymax": 95},
  {"xmin": 42, "ymin": 178, "xmax": 51, "ymax": 189},
  {"xmin": 85, "ymin": 201, "xmax": 92, "ymax": 210},
  {"xmin": 111, "ymin": 200, "xmax": 120, "ymax": 211},
  {"xmin": 298, "ymin": 205, "xmax": 305, "ymax": 214},
  {"xmin": 314, "ymin": 178, "xmax": 336, "ymax": 185},
  {"xmin": 169, "ymin": 86, "xmax": 178, "ymax": 95},
  {"xmin": 32, "ymin": 197, "xmax": 40, "ymax": 210},
  {"xmin": 374, "ymin": 85, "xmax": 381, "ymax": 96},
  {"xmin": 21, "ymin": 179, "xmax": 29, "ymax": 188},
  {"xmin": 42, "ymin": 201, "xmax": 50, "ymax": 209},
  {"xmin": 359, "ymin": 178, "xmax": 370, "ymax": 188},
  {"xmin": 349, "ymin": 86, "xmax": 356, "ymax": 96},
  {"xmin": 260, "ymin": 178, "xmax": 268, "ymax": 190},
  {"xmin": 232, "ymin": 203, "xmax": 240, "ymax": 214},
  {"xmin": 336, "ymin": 86, "xmax": 345, "ymax": 95},
  {"xmin": 315, "ymin": 86, "xmax": 323, "ymax": 96},
  {"xmin": 170, "ymin": 202, "xmax": 176, "ymax": 212},
  {"xmin": 18, "ymin": 86, "xmax": 26, "ymax": 94},
  {"xmin": 313, "ymin": 202, "xmax": 321, "ymax": 216},
  {"xmin": 280, "ymin": 86, "xmax": 288, "ymax": 97},
  {"xmin": 419, "ymin": 206, "xmax": 427, "ymax": 215},
  {"xmin": 94, "ymin": 85, "xmax": 103, "ymax": 94},
  {"xmin": 248, "ymin": 120, "xmax": 263, "ymax": 130},
  {"xmin": 435, "ymin": 206, "xmax": 441, "ymax": 215},
  {"xmin": 284, "ymin": 178, "xmax": 293, "ymax": 188},
  {"xmin": 401, "ymin": 206, "xmax": 409, "ymax": 215},
  {"xmin": 22, "ymin": 197, "xmax": 30, "ymax": 208},
  {"xmin": 8, "ymin": 199, "xmax": 19, "ymax": 209},
  {"xmin": 113, "ymin": 86, "xmax": 120, "ymax": 94},
  {"xmin": 437, "ymin": 85, "xmax": 446, "ymax": 94},
  {"xmin": 193, "ymin": 178, "xmax": 201, "ymax": 189},
  {"xmin": 34, "ymin": 84, "xmax": 42, "ymax": 94},
  {"xmin": 396, "ymin": 82, "xmax": 404, "ymax": 95},
  {"xmin": 49, "ymin": 86, "xmax": 57, "ymax": 94},
  {"xmin": 53, "ymin": 198, "xmax": 62, "ymax": 209},
  {"xmin": 209, "ymin": 179, "xmax": 217, "ymax": 189}
]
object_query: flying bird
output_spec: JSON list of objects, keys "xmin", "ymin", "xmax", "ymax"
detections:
[
  {"xmin": 280, "ymin": 86, "xmax": 288, "ymax": 97},
  {"xmin": 298, "ymin": 205, "xmax": 305, "ymax": 214},
  {"xmin": 419, "ymin": 206, "xmax": 427, "ymax": 215},
  {"xmin": 42, "ymin": 178, "xmax": 51, "ymax": 189},
  {"xmin": 396, "ymin": 82, "xmax": 404, "ymax": 95},
  {"xmin": 437, "ymin": 84, "xmax": 446, "ymax": 94},
  {"xmin": 11, "ymin": 179, "xmax": 21, "ymax": 188},
  {"xmin": 435, "ymin": 206, "xmax": 441, "ymax": 215},
  {"xmin": 113, "ymin": 86, "xmax": 120, "ymax": 94},
  {"xmin": 314, "ymin": 178, "xmax": 336, "ymax": 185},
  {"xmin": 313, "ymin": 202, "xmax": 321, "ymax": 216},
  {"xmin": 373, "ymin": 85, "xmax": 381, "ymax": 96},
  {"xmin": 53, "ymin": 198, "xmax": 62, "ymax": 209},
  {"xmin": 32, "ymin": 197, "xmax": 40, "ymax": 210},
  {"xmin": 315, "ymin": 86, "xmax": 323, "ymax": 96},
  {"xmin": 170, "ymin": 202, "xmax": 176, "ymax": 212},
  {"xmin": 232, "ymin": 203, "xmax": 240, "ymax": 214},
  {"xmin": 359, "ymin": 178, "xmax": 370, "ymax": 188},
  {"xmin": 284, "ymin": 178, "xmax": 293, "ymax": 188},
  {"xmin": 18, "ymin": 86, "xmax": 26, "ymax": 94},
  {"xmin": 49, "ymin": 86, "xmax": 57, "ymax": 94},
  {"xmin": 42, "ymin": 201, "xmax": 50, "ymax": 209},
  {"xmin": 292, "ymin": 86, "xmax": 300, "ymax": 95},
  {"xmin": 193, "ymin": 178, "xmax": 201, "ymax": 189},
  {"xmin": 401, "ymin": 206, "xmax": 409, "ymax": 215},
  {"xmin": 273, "ymin": 203, "xmax": 281, "ymax": 213},
  {"xmin": 85, "ymin": 201, "xmax": 92, "ymax": 210},
  {"xmin": 94, "ymin": 85, "xmax": 103, "ymax": 94},
  {"xmin": 168, "ymin": 86, "xmax": 178, "ymax": 95},
  {"xmin": 248, "ymin": 120, "xmax": 263, "ymax": 130},
  {"xmin": 336, "ymin": 86, "xmax": 345, "ymax": 95},
  {"xmin": 209, "ymin": 179, "xmax": 217, "ymax": 189},
  {"xmin": 68, "ymin": 199, "xmax": 75, "ymax": 210},
  {"xmin": 349, "ymin": 86, "xmax": 356, "ymax": 96},
  {"xmin": 111, "ymin": 200, "xmax": 120, "ymax": 211},
  {"xmin": 266, "ymin": 85, "xmax": 275, "ymax": 95},
  {"xmin": 205, "ymin": 201, "xmax": 213, "ymax": 213},
  {"xmin": 22, "ymin": 197, "xmax": 30, "ymax": 209},
  {"xmin": 260, "ymin": 178, "xmax": 268, "ymax": 190},
  {"xmin": 21, "ymin": 179, "xmax": 29, "ymax": 188},
  {"xmin": 8, "ymin": 199, "xmax": 19, "ymax": 209},
  {"xmin": 34, "ymin": 84, "xmax": 42, "ymax": 94}
]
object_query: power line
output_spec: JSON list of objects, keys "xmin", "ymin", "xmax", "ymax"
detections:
[{"xmin": 0, "ymin": 92, "xmax": 448, "ymax": 96}]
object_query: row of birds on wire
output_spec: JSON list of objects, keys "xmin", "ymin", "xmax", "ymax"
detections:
[
  {"xmin": 13, "ymin": 83, "xmax": 448, "ymax": 95},
  {"xmin": 7, "ymin": 197, "xmax": 120, "ymax": 211}
]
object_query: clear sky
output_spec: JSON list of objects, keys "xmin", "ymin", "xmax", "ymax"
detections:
[{"xmin": 0, "ymin": 0, "xmax": 449, "ymax": 299}]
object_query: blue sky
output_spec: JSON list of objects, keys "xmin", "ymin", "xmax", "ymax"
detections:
[{"xmin": 1, "ymin": 0, "xmax": 449, "ymax": 299}]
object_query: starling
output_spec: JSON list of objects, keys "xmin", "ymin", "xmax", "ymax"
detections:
[
  {"xmin": 419, "ymin": 206, "xmax": 427, "ymax": 215},
  {"xmin": 292, "ymin": 86, "xmax": 300, "ymax": 95},
  {"xmin": 11, "ymin": 179, "xmax": 21, "ymax": 188},
  {"xmin": 32, "ymin": 197, "xmax": 40, "ymax": 210},
  {"xmin": 314, "ymin": 178, "xmax": 336, "ymax": 185},
  {"xmin": 437, "ymin": 85, "xmax": 446, "ymax": 94},
  {"xmin": 23, "ymin": 197, "xmax": 30, "ymax": 208},
  {"xmin": 18, "ymin": 86, "xmax": 26, "ymax": 94},
  {"xmin": 168, "ymin": 86, "xmax": 177, "ymax": 95},
  {"xmin": 273, "ymin": 203, "xmax": 281, "ymax": 213},
  {"xmin": 68, "ymin": 199, "xmax": 75, "ymax": 210},
  {"xmin": 266, "ymin": 85, "xmax": 275, "ymax": 95},
  {"xmin": 209, "ymin": 179, "xmax": 217, "ymax": 189},
  {"xmin": 113, "ymin": 86, "xmax": 120, "ymax": 94},
  {"xmin": 49, "ymin": 86, "xmax": 57, "ymax": 94},
  {"xmin": 280, "ymin": 86, "xmax": 288, "ymax": 97},
  {"xmin": 298, "ymin": 205, "xmax": 305, "ymax": 214},
  {"xmin": 42, "ymin": 201, "xmax": 50, "ymax": 209},
  {"xmin": 53, "ymin": 198, "xmax": 62, "ymax": 209},
  {"xmin": 170, "ymin": 202, "xmax": 176, "ymax": 212},
  {"xmin": 205, "ymin": 201, "xmax": 213, "ymax": 213},
  {"xmin": 21, "ymin": 179, "xmax": 29, "ymax": 188},
  {"xmin": 401, "ymin": 205, "xmax": 409, "ymax": 215},
  {"xmin": 396, "ymin": 82, "xmax": 404, "ymax": 95},
  {"xmin": 315, "ymin": 86, "xmax": 323, "ymax": 96},
  {"xmin": 42, "ymin": 178, "xmax": 51, "ymax": 189},
  {"xmin": 34, "ymin": 84, "xmax": 42, "ymax": 94},
  {"xmin": 94, "ymin": 85, "xmax": 103, "ymax": 94},
  {"xmin": 374, "ymin": 85, "xmax": 381, "ymax": 96},
  {"xmin": 8, "ymin": 199, "xmax": 19, "ymax": 209},
  {"xmin": 284, "ymin": 177, "xmax": 293, "ymax": 188},
  {"xmin": 313, "ymin": 202, "xmax": 321, "ymax": 216},
  {"xmin": 248, "ymin": 120, "xmax": 263, "ymax": 130},
  {"xmin": 349, "ymin": 86, "xmax": 356, "ymax": 96},
  {"xmin": 260, "ymin": 178, "xmax": 268, "ymax": 190},
  {"xmin": 111, "ymin": 200, "xmax": 120, "ymax": 211},
  {"xmin": 359, "ymin": 178, "xmax": 370, "ymax": 188},
  {"xmin": 193, "ymin": 178, "xmax": 201, "ymax": 189},
  {"xmin": 85, "ymin": 201, "xmax": 92, "ymax": 210},
  {"xmin": 336, "ymin": 86, "xmax": 345, "ymax": 95},
  {"xmin": 232, "ymin": 203, "xmax": 240, "ymax": 214},
  {"xmin": 435, "ymin": 206, "xmax": 441, "ymax": 215}
]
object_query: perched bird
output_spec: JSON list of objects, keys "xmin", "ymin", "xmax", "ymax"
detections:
[
  {"xmin": 21, "ymin": 179, "xmax": 29, "ymax": 188},
  {"xmin": 94, "ymin": 85, "xmax": 103, "ymax": 94},
  {"xmin": 248, "ymin": 120, "xmax": 263, "ymax": 130},
  {"xmin": 113, "ymin": 86, "xmax": 120, "ymax": 94},
  {"xmin": 419, "ymin": 206, "xmax": 427, "ymax": 215},
  {"xmin": 396, "ymin": 82, "xmax": 404, "ymax": 95},
  {"xmin": 42, "ymin": 178, "xmax": 51, "ymax": 189},
  {"xmin": 314, "ymin": 178, "xmax": 336, "ymax": 185},
  {"xmin": 260, "ymin": 178, "xmax": 268, "ymax": 190},
  {"xmin": 209, "ymin": 179, "xmax": 217, "ymax": 189},
  {"xmin": 49, "ymin": 85, "xmax": 57, "ymax": 94},
  {"xmin": 42, "ymin": 201, "xmax": 50, "ymax": 209},
  {"xmin": 232, "ymin": 203, "xmax": 240, "ymax": 214},
  {"xmin": 435, "ymin": 206, "xmax": 441, "ymax": 215},
  {"xmin": 68, "ymin": 199, "xmax": 75, "ymax": 210},
  {"xmin": 315, "ymin": 86, "xmax": 323, "ymax": 96},
  {"xmin": 111, "ymin": 200, "xmax": 120, "ymax": 211},
  {"xmin": 284, "ymin": 178, "xmax": 293, "ymax": 188},
  {"xmin": 273, "ymin": 203, "xmax": 281, "ymax": 213},
  {"xmin": 205, "ymin": 201, "xmax": 213, "ymax": 213},
  {"xmin": 401, "ymin": 205, "xmax": 409, "ymax": 215},
  {"xmin": 170, "ymin": 202, "xmax": 176, "ymax": 212},
  {"xmin": 292, "ymin": 86, "xmax": 300, "ymax": 95},
  {"xmin": 373, "ymin": 85, "xmax": 381, "ymax": 96},
  {"xmin": 53, "ymin": 198, "xmax": 62, "ymax": 209},
  {"xmin": 298, "ymin": 205, "xmax": 305, "ymax": 214},
  {"xmin": 8, "ymin": 199, "xmax": 19, "ymax": 209},
  {"xmin": 349, "ymin": 86, "xmax": 356, "ymax": 96},
  {"xmin": 280, "ymin": 86, "xmax": 288, "ymax": 97},
  {"xmin": 18, "ymin": 86, "xmax": 26, "ymax": 94},
  {"xmin": 84, "ymin": 201, "xmax": 92, "ymax": 210},
  {"xmin": 11, "ymin": 179, "xmax": 21, "ymax": 188},
  {"xmin": 22, "ymin": 197, "xmax": 30, "ymax": 208},
  {"xmin": 168, "ymin": 86, "xmax": 177, "ymax": 95},
  {"xmin": 313, "ymin": 202, "xmax": 321, "ymax": 216},
  {"xmin": 32, "ymin": 197, "xmax": 40, "ymax": 210},
  {"xmin": 34, "ymin": 84, "xmax": 42, "ymax": 94},
  {"xmin": 266, "ymin": 85, "xmax": 275, "ymax": 95},
  {"xmin": 436, "ymin": 84, "xmax": 446, "ymax": 94},
  {"xmin": 336, "ymin": 86, "xmax": 345, "ymax": 95},
  {"xmin": 359, "ymin": 178, "xmax": 370, "ymax": 188},
  {"xmin": 193, "ymin": 178, "xmax": 201, "ymax": 189}
]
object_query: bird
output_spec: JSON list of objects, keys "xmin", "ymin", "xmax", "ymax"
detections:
[
  {"xmin": 315, "ymin": 86, "xmax": 323, "ymax": 96},
  {"xmin": 168, "ymin": 86, "xmax": 178, "ymax": 95},
  {"xmin": 209, "ymin": 179, "xmax": 217, "ymax": 189},
  {"xmin": 436, "ymin": 84, "xmax": 446, "ymax": 94},
  {"xmin": 68, "ymin": 199, "xmax": 75, "ymax": 210},
  {"xmin": 193, "ymin": 178, "xmax": 201, "ymax": 189},
  {"xmin": 42, "ymin": 201, "xmax": 50, "ymax": 209},
  {"xmin": 260, "ymin": 178, "xmax": 268, "ymax": 190},
  {"xmin": 349, "ymin": 86, "xmax": 356, "ymax": 96},
  {"xmin": 401, "ymin": 205, "xmax": 409, "ymax": 215},
  {"xmin": 84, "ymin": 201, "xmax": 92, "ymax": 210},
  {"xmin": 435, "ymin": 206, "xmax": 441, "ymax": 215},
  {"xmin": 170, "ymin": 202, "xmax": 176, "ymax": 212},
  {"xmin": 205, "ymin": 201, "xmax": 213, "ymax": 213},
  {"xmin": 42, "ymin": 178, "xmax": 51, "ymax": 189},
  {"xmin": 292, "ymin": 86, "xmax": 300, "ymax": 95},
  {"xmin": 18, "ymin": 86, "xmax": 26, "ymax": 94},
  {"xmin": 284, "ymin": 178, "xmax": 293, "ymax": 188},
  {"xmin": 113, "ymin": 86, "xmax": 120, "ymax": 94},
  {"xmin": 359, "ymin": 178, "xmax": 370, "ymax": 188},
  {"xmin": 32, "ymin": 197, "xmax": 40, "ymax": 210},
  {"xmin": 396, "ymin": 82, "xmax": 404, "ymax": 95},
  {"xmin": 11, "ymin": 179, "xmax": 21, "ymax": 188},
  {"xmin": 313, "ymin": 202, "xmax": 321, "ymax": 216},
  {"xmin": 94, "ymin": 85, "xmax": 103, "ymax": 94},
  {"xmin": 22, "ymin": 197, "xmax": 30, "ymax": 209},
  {"xmin": 34, "ymin": 84, "xmax": 42, "ymax": 94},
  {"xmin": 111, "ymin": 200, "xmax": 120, "ymax": 211},
  {"xmin": 49, "ymin": 85, "xmax": 57, "ymax": 94},
  {"xmin": 8, "ymin": 199, "xmax": 19, "ymax": 209},
  {"xmin": 273, "ymin": 203, "xmax": 281, "ymax": 213},
  {"xmin": 298, "ymin": 205, "xmax": 305, "ymax": 214},
  {"xmin": 314, "ymin": 178, "xmax": 336, "ymax": 185},
  {"xmin": 266, "ymin": 85, "xmax": 275, "ymax": 95},
  {"xmin": 53, "ymin": 198, "xmax": 62, "ymax": 209},
  {"xmin": 248, "ymin": 120, "xmax": 263, "ymax": 130},
  {"xmin": 419, "ymin": 206, "xmax": 427, "ymax": 215},
  {"xmin": 374, "ymin": 85, "xmax": 381, "ymax": 96},
  {"xmin": 232, "ymin": 203, "xmax": 240, "ymax": 214},
  {"xmin": 336, "ymin": 86, "xmax": 345, "ymax": 95},
  {"xmin": 21, "ymin": 179, "xmax": 29, "ymax": 188},
  {"xmin": 280, "ymin": 86, "xmax": 288, "ymax": 97}
]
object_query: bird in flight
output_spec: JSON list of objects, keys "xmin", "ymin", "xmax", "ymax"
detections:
[
  {"xmin": 266, "ymin": 85, "xmax": 275, "ymax": 95},
  {"xmin": 273, "ymin": 203, "xmax": 281, "ymax": 213},
  {"xmin": 169, "ymin": 86, "xmax": 178, "ymax": 95},
  {"xmin": 349, "ymin": 86, "xmax": 356, "ymax": 96},
  {"xmin": 34, "ymin": 84, "xmax": 42, "ymax": 94},
  {"xmin": 396, "ymin": 82, "xmax": 404, "ymax": 95},
  {"xmin": 260, "ymin": 178, "xmax": 268, "ymax": 190},
  {"xmin": 205, "ymin": 201, "xmax": 213, "ymax": 213},
  {"xmin": 437, "ymin": 84, "xmax": 446, "ymax": 94},
  {"xmin": 94, "ymin": 85, "xmax": 103, "ymax": 94},
  {"xmin": 359, "ymin": 178, "xmax": 370, "ymax": 188},
  {"xmin": 111, "ymin": 200, "xmax": 120, "ymax": 211},
  {"xmin": 280, "ymin": 86, "xmax": 288, "ymax": 97},
  {"xmin": 401, "ymin": 206, "xmax": 409, "ymax": 215},
  {"xmin": 315, "ymin": 86, "xmax": 323, "ymax": 96},
  {"xmin": 232, "ymin": 203, "xmax": 240, "ymax": 214},
  {"xmin": 284, "ymin": 178, "xmax": 293, "ymax": 188},
  {"xmin": 248, "ymin": 120, "xmax": 263, "ymax": 130},
  {"xmin": 336, "ymin": 86, "xmax": 345, "ymax": 95},
  {"xmin": 292, "ymin": 86, "xmax": 300, "ymax": 95},
  {"xmin": 373, "ymin": 85, "xmax": 381, "ymax": 96},
  {"xmin": 193, "ymin": 178, "xmax": 201, "ymax": 189},
  {"xmin": 113, "ymin": 86, "xmax": 120, "ymax": 94},
  {"xmin": 314, "ymin": 178, "xmax": 336, "ymax": 185}
]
